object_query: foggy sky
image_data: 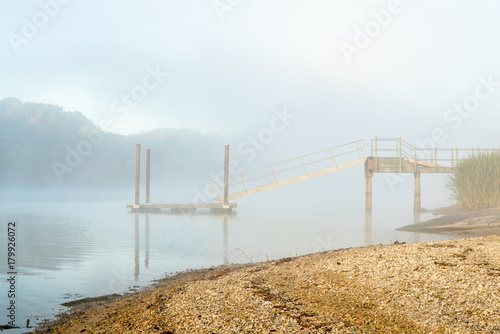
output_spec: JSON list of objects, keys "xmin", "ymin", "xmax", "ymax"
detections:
[{"xmin": 2, "ymin": 0, "xmax": 500, "ymax": 150}]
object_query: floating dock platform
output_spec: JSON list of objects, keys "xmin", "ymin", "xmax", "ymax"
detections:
[{"xmin": 126, "ymin": 203, "xmax": 237, "ymax": 213}]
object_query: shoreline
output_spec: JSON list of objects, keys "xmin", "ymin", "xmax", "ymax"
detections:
[
  {"xmin": 398, "ymin": 206, "xmax": 500, "ymax": 236},
  {"xmin": 28, "ymin": 209, "xmax": 500, "ymax": 333}
]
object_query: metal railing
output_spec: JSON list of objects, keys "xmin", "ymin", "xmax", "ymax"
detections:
[
  {"xmin": 206, "ymin": 137, "xmax": 499, "ymax": 202},
  {"xmin": 207, "ymin": 139, "xmax": 368, "ymax": 202},
  {"xmin": 371, "ymin": 137, "xmax": 499, "ymax": 168}
]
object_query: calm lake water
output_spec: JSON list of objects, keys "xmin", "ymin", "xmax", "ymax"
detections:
[{"xmin": 0, "ymin": 188, "xmax": 454, "ymax": 332}]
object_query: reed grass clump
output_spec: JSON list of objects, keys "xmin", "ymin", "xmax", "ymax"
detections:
[{"xmin": 447, "ymin": 152, "xmax": 500, "ymax": 209}]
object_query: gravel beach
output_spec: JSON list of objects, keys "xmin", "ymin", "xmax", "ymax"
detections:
[{"xmin": 31, "ymin": 232, "xmax": 500, "ymax": 333}]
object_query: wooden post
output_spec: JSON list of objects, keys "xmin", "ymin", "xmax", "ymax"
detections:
[
  {"xmin": 365, "ymin": 176, "xmax": 372, "ymax": 212},
  {"xmin": 414, "ymin": 172, "xmax": 421, "ymax": 213},
  {"xmin": 146, "ymin": 149, "xmax": 150, "ymax": 203},
  {"xmin": 224, "ymin": 144, "xmax": 229, "ymax": 206},
  {"xmin": 135, "ymin": 144, "xmax": 141, "ymax": 205}
]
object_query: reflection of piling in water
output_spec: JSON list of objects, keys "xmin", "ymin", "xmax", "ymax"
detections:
[
  {"xmin": 412, "ymin": 213, "xmax": 421, "ymax": 242},
  {"xmin": 223, "ymin": 215, "xmax": 228, "ymax": 265},
  {"xmin": 134, "ymin": 213, "xmax": 139, "ymax": 281},
  {"xmin": 145, "ymin": 214, "xmax": 150, "ymax": 269},
  {"xmin": 365, "ymin": 212, "xmax": 372, "ymax": 245},
  {"xmin": 413, "ymin": 213, "xmax": 421, "ymax": 225}
]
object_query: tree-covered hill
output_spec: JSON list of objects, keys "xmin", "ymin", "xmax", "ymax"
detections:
[{"xmin": 0, "ymin": 98, "xmax": 226, "ymax": 189}]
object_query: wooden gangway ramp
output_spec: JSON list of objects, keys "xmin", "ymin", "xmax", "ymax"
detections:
[{"xmin": 207, "ymin": 139, "xmax": 368, "ymax": 202}]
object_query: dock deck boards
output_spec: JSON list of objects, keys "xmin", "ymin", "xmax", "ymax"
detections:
[{"xmin": 126, "ymin": 203, "xmax": 237, "ymax": 213}]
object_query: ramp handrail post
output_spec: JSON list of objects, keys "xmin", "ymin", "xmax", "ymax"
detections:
[
  {"xmin": 270, "ymin": 165, "xmax": 278, "ymax": 185},
  {"xmin": 241, "ymin": 174, "xmax": 247, "ymax": 193},
  {"xmin": 329, "ymin": 148, "xmax": 337, "ymax": 166},
  {"xmin": 300, "ymin": 157, "xmax": 307, "ymax": 174},
  {"xmin": 414, "ymin": 147, "xmax": 417, "ymax": 170},
  {"xmin": 398, "ymin": 137, "xmax": 402, "ymax": 159}
]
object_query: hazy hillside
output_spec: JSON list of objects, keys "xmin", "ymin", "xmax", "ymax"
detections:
[{"xmin": 0, "ymin": 98, "xmax": 227, "ymax": 190}]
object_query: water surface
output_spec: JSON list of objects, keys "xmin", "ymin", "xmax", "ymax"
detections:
[{"xmin": 0, "ymin": 191, "xmax": 453, "ymax": 332}]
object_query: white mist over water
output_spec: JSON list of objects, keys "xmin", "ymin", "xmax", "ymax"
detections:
[{"xmin": 0, "ymin": 184, "xmax": 455, "ymax": 331}]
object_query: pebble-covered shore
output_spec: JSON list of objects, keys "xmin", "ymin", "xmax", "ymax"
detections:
[{"xmin": 33, "ymin": 234, "xmax": 500, "ymax": 333}]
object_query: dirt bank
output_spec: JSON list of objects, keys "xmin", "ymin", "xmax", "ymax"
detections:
[{"xmin": 399, "ymin": 207, "xmax": 500, "ymax": 236}]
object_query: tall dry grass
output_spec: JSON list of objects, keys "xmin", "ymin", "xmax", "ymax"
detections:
[{"xmin": 447, "ymin": 152, "xmax": 500, "ymax": 209}]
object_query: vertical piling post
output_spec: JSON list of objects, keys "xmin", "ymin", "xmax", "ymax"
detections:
[
  {"xmin": 224, "ymin": 144, "xmax": 229, "ymax": 206},
  {"xmin": 414, "ymin": 172, "xmax": 421, "ymax": 213},
  {"xmin": 135, "ymin": 144, "xmax": 141, "ymax": 205},
  {"xmin": 146, "ymin": 149, "xmax": 151, "ymax": 203}
]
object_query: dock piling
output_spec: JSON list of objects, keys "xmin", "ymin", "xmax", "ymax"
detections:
[
  {"xmin": 365, "ymin": 158, "xmax": 373, "ymax": 212},
  {"xmin": 135, "ymin": 144, "xmax": 141, "ymax": 205},
  {"xmin": 146, "ymin": 149, "xmax": 151, "ymax": 203},
  {"xmin": 224, "ymin": 144, "xmax": 229, "ymax": 206},
  {"xmin": 365, "ymin": 176, "xmax": 372, "ymax": 212},
  {"xmin": 414, "ymin": 172, "xmax": 421, "ymax": 212}
]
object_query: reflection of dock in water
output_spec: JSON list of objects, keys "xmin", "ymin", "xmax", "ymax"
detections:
[
  {"xmin": 134, "ymin": 213, "xmax": 150, "ymax": 281},
  {"xmin": 365, "ymin": 212, "xmax": 372, "ymax": 245},
  {"xmin": 133, "ymin": 213, "xmax": 230, "ymax": 281},
  {"xmin": 223, "ymin": 215, "xmax": 228, "ymax": 265}
]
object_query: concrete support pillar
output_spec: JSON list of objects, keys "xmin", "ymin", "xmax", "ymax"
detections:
[
  {"xmin": 365, "ymin": 176, "xmax": 372, "ymax": 212},
  {"xmin": 414, "ymin": 172, "xmax": 421, "ymax": 213}
]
